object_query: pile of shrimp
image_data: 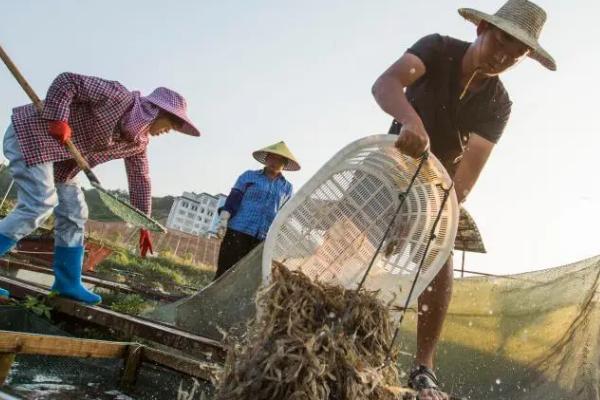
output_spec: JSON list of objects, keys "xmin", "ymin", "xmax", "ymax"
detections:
[{"xmin": 214, "ymin": 261, "xmax": 412, "ymax": 400}]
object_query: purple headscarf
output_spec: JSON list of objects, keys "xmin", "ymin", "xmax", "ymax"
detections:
[
  {"xmin": 119, "ymin": 91, "xmax": 160, "ymax": 142},
  {"xmin": 120, "ymin": 87, "xmax": 201, "ymax": 141}
]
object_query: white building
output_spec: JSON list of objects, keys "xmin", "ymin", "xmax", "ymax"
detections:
[{"xmin": 166, "ymin": 192, "xmax": 227, "ymax": 236}]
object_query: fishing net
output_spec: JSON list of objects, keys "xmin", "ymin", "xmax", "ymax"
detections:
[
  {"xmin": 93, "ymin": 185, "xmax": 167, "ymax": 233},
  {"xmin": 396, "ymin": 255, "xmax": 600, "ymax": 400},
  {"xmin": 263, "ymin": 135, "xmax": 459, "ymax": 309}
]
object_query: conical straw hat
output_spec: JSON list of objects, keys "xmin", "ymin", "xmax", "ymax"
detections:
[
  {"xmin": 252, "ymin": 141, "xmax": 301, "ymax": 171},
  {"xmin": 458, "ymin": 0, "xmax": 556, "ymax": 71}
]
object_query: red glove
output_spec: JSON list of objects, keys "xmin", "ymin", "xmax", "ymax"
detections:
[
  {"xmin": 139, "ymin": 229, "xmax": 154, "ymax": 258},
  {"xmin": 48, "ymin": 120, "xmax": 72, "ymax": 144}
]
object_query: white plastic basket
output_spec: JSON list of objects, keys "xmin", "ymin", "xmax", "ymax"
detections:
[{"xmin": 262, "ymin": 135, "xmax": 459, "ymax": 308}]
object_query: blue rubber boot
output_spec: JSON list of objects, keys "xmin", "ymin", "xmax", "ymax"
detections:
[
  {"xmin": 51, "ymin": 246, "xmax": 101, "ymax": 305},
  {"xmin": 0, "ymin": 233, "xmax": 17, "ymax": 298},
  {"xmin": 0, "ymin": 233, "xmax": 17, "ymax": 256}
]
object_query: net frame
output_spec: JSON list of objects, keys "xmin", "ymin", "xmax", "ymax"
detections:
[{"xmin": 94, "ymin": 183, "xmax": 167, "ymax": 233}]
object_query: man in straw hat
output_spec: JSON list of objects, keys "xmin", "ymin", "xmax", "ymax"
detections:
[
  {"xmin": 0, "ymin": 72, "xmax": 201, "ymax": 303},
  {"xmin": 215, "ymin": 141, "xmax": 299, "ymax": 280},
  {"xmin": 372, "ymin": 0, "xmax": 555, "ymax": 398}
]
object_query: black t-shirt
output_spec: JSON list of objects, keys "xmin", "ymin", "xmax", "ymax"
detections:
[{"xmin": 389, "ymin": 34, "xmax": 512, "ymax": 175}]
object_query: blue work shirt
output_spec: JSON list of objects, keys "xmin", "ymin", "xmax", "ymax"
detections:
[{"xmin": 226, "ymin": 169, "xmax": 293, "ymax": 240}]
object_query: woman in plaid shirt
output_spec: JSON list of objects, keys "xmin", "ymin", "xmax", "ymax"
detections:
[{"xmin": 0, "ymin": 72, "xmax": 201, "ymax": 303}]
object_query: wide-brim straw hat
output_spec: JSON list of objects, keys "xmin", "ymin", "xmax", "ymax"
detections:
[
  {"xmin": 253, "ymin": 141, "xmax": 301, "ymax": 171},
  {"xmin": 458, "ymin": 0, "xmax": 556, "ymax": 71},
  {"xmin": 146, "ymin": 87, "xmax": 201, "ymax": 137}
]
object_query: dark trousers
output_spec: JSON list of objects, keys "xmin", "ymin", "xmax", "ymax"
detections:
[{"xmin": 215, "ymin": 228, "xmax": 262, "ymax": 280}]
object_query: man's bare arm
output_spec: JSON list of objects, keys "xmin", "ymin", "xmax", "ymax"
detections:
[
  {"xmin": 372, "ymin": 53, "xmax": 431, "ymax": 158},
  {"xmin": 372, "ymin": 53, "xmax": 425, "ymax": 124}
]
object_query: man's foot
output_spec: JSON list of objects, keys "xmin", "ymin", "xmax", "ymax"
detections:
[{"xmin": 408, "ymin": 365, "xmax": 450, "ymax": 400}]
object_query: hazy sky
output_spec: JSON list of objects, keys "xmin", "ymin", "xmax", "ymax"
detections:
[{"xmin": 1, "ymin": 0, "xmax": 598, "ymax": 275}]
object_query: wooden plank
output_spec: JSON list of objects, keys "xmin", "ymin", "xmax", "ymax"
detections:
[
  {"xmin": 0, "ymin": 331, "xmax": 221, "ymax": 384},
  {"xmin": 0, "ymin": 275, "xmax": 225, "ymax": 361},
  {"xmin": 142, "ymin": 347, "xmax": 220, "ymax": 382},
  {"xmin": 120, "ymin": 345, "xmax": 143, "ymax": 387},
  {"xmin": 0, "ymin": 258, "xmax": 184, "ymax": 302},
  {"xmin": 0, "ymin": 353, "xmax": 15, "ymax": 385},
  {"xmin": 0, "ymin": 258, "xmax": 50, "ymax": 275},
  {"xmin": 0, "ymin": 330, "xmax": 128, "ymax": 359}
]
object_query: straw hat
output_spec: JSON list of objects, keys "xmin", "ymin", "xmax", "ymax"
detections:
[
  {"xmin": 253, "ymin": 141, "xmax": 301, "ymax": 171},
  {"xmin": 458, "ymin": 0, "xmax": 556, "ymax": 71}
]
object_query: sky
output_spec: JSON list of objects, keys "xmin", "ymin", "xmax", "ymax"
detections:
[{"xmin": 0, "ymin": 0, "xmax": 598, "ymax": 276}]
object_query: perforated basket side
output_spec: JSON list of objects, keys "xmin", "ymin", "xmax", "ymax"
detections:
[{"xmin": 263, "ymin": 135, "xmax": 459, "ymax": 308}]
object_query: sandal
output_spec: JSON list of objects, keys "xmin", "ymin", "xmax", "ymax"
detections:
[{"xmin": 408, "ymin": 365, "xmax": 465, "ymax": 400}]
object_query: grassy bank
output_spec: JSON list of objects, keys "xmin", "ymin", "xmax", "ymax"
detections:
[{"xmin": 93, "ymin": 250, "xmax": 215, "ymax": 315}]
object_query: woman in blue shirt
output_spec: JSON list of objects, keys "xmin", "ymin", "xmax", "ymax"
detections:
[{"xmin": 215, "ymin": 141, "xmax": 300, "ymax": 280}]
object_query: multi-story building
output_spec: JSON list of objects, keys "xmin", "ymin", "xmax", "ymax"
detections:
[{"xmin": 166, "ymin": 192, "xmax": 227, "ymax": 236}]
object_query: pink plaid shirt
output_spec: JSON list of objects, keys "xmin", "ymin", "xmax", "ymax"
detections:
[{"xmin": 11, "ymin": 72, "xmax": 152, "ymax": 215}]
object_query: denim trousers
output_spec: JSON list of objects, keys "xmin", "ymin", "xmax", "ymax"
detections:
[{"xmin": 0, "ymin": 125, "xmax": 87, "ymax": 247}]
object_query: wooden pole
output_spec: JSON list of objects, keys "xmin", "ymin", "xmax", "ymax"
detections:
[
  {"xmin": 202, "ymin": 239, "xmax": 209, "ymax": 265},
  {"xmin": 156, "ymin": 233, "xmax": 167, "ymax": 255},
  {"xmin": 0, "ymin": 353, "xmax": 15, "ymax": 385},
  {"xmin": 0, "ymin": 179, "xmax": 14, "ymax": 212},
  {"xmin": 0, "ymin": 45, "xmax": 97, "ymax": 176},
  {"xmin": 192, "ymin": 235, "xmax": 200, "ymax": 264},
  {"xmin": 120, "ymin": 345, "xmax": 143, "ymax": 388},
  {"xmin": 173, "ymin": 237, "xmax": 181, "ymax": 258}
]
